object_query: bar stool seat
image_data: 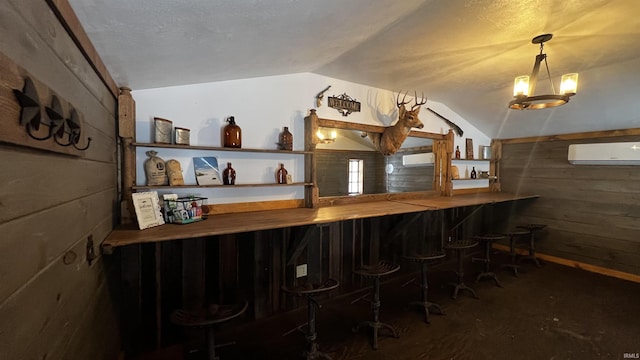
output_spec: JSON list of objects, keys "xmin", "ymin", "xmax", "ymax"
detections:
[
  {"xmin": 472, "ymin": 234, "xmax": 505, "ymax": 288},
  {"xmin": 445, "ymin": 240, "xmax": 479, "ymax": 299},
  {"xmin": 404, "ymin": 251, "xmax": 446, "ymax": 323},
  {"xmin": 352, "ymin": 261, "xmax": 400, "ymax": 350},
  {"xmin": 517, "ymin": 224, "xmax": 547, "ymax": 267},
  {"xmin": 282, "ymin": 279, "xmax": 340, "ymax": 360},
  {"xmin": 170, "ymin": 301, "xmax": 248, "ymax": 360}
]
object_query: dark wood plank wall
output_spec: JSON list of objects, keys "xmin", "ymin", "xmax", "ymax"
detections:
[
  {"xmin": 386, "ymin": 152, "xmax": 434, "ymax": 193},
  {"xmin": 119, "ymin": 208, "xmax": 487, "ymax": 356},
  {"xmin": 316, "ymin": 150, "xmax": 433, "ymax": 196},
  {"xmin": 0, "ymin": 1, "xmax": 119, "ymax": 359},
  {"xmin": 499, "ymin": 135, "xmax": 640, "ymax": 275},
  {"xmin": 316, "ymin": 150, "xmax": 386, "ymax": 196}
]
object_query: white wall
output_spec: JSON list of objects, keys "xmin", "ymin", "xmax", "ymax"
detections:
[{"xmin": 133, "ymin": 73, "xmax": 490, "ymax": 204}]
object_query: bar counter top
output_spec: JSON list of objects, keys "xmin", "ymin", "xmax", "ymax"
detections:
[{"xmin": 102, "ymin": 192, "xmax": 538, "ymax": 253}]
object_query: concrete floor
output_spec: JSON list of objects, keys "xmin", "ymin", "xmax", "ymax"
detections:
[{"xmin": 142, "ymin": 257, "xmax": 640, "ymax": 360}]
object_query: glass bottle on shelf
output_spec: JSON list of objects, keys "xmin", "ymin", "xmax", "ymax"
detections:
[
  {"xmin": 455, "ymin": 145, "xmax": 461, "ymax": 159},
  {"xmin": 279, "ymin": 126, "xmax": 293, "ymax": 150},
  {"xmin": 276, "ymin": 163, "xmax": 288, "ymax": 184},
  {"xmin": 223, "ymin": 162, "xmax": 236, "ymax": 185},
  {"xmin": 223, "ymin": 116, "xmax": 242, "ymax": 148},
  {"xmin": 470, "ymin": 166, "xmax": 477, "ymax": 179}
]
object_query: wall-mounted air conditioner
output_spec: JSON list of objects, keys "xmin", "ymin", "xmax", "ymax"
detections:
[
  {"xmin": 402, "ymin": 152, "xmax": 434, "ymax": 167},
  {"xmin": 568, "ymin": 142, "xmax": 640, "ymax": 165}
]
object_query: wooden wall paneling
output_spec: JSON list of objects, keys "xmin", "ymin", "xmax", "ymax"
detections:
[
  {"xmin": 160, "ymin": 240, "xmax": 183, "ymax": 346},
  {"xmin": 217, "ymin": 234, "xmax": 239, "ymax": 304},
  {"xmin": 0, "ymin": 149, "xmax": 116, "ymax": 224},
  {"xmin": 0, "ymin": 38, "xmax": 116, "ymax": 164},
  {"xmin": 2, "ymin": 1, "xmax": 117, "ymax": 124},
  {"xmin": 386, "ymin": 152, "xmax": 435, "ymax": 193},
  {"xmin": 354, "ymin": 219, "xmax": 365, "ymax": 287},
  {"xmin": 180, "ymin": 238, "xmax": 205, "ymax": 311},
  {"xmin": 316, "ymin": 150, "xmax": 384, "ymax": 196},
  {"xmin": 271, "ymin": 229, "xmax": 283, "ymax": 314},
  {"xmin": 500, "ymin": 134, "xmax": 640, "ymax": 275},
  {"xmin": 308, "ymin": 224, "xmax": 325, "ymax": 284},
  {"xmin": 139, "ymin": 243, "xmax": 159, "ymax": 352},
  {"xmin": 367, "ymin": 217, "xmax": 381, "ymax": 265},
  {"xmin": 379, "ymin": 213, "xmax": 422, "ymax": 263},
  {"xmin": 0, "ymin": 188, "xmax": 115, "ymax": 304},
  {"xmin": 119, "ymin": 244, "xmax": 142, "ymax": 355},
  {"xmin": 253, "ymin": 230, "xmax": 271, "ymax": 319},
  {"xmin": 341, "ymin": 219, "xmax": 356, "ymax": 290},
  {"xmin": 0, "ymin": 1, "xmax": 119, "ymax": 359},
  {"xmin": 499, "ymin": 128, "xmax": 640, "ymax": 145},
  {"xmin": 329, "ymin": 222, "xmax": 342, "ymax": 282},
  {"xmin": 45, "ymin": 0, "xmax": 119, "ymax": 97},
  {"xmin": 0, "ymin": 229, "xmax": 119, "ymax": 360},
  {"xmin": 534, "ymin": 230, "xmax": 640, "ymax": 275}
]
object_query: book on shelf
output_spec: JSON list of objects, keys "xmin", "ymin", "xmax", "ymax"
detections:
[{"xmin": 193, "ymin": 156, "xmax": 222, "ymax": 185}]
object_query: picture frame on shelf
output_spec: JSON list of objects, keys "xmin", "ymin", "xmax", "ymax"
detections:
[
  {"xmin": 132, "ymin": 191, "xmax": 165, "ymax": 230},
  {"xmin": 193, "ymin": 156, "xmax": 222, "ymax": 185}
]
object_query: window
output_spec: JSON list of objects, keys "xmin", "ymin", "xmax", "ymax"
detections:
[{"xmin": 348, "ymin": 159, "xmax": 363, "ymax": 195}]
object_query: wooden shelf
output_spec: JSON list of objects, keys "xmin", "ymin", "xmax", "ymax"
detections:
[
  {"xmin": 132, "ymin": 142, "xmax": 312, "ymax": 155},
  {"xmin": 452, "ymin": 159, "xmax": 490, "ymax": 162},
  {"xmin": 132, "ymin": 182, "xmax": 313, "ymax": 190}
]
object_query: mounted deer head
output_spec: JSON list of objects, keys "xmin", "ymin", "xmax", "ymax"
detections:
[{"xmin": 365, "ymin": 91, "xmax": 427, "ymax": 155}]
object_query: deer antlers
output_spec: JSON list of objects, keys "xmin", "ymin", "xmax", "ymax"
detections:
[{"xmin": 397, "ymin": 91, "xmax": 427, "ymax": 111}]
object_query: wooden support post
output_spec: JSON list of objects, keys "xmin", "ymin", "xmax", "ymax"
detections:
[
  {"xmin": 440, "ymin": 129, "xmax": 455, "ymax": 196},
  {"xmin": 490, "ymin": 139, "xmax": 502, "ymax": 192},
  {"xmin": 118, "ymin": 87, "xmax": 136, "ymax": 223},
  {"xmin": 304, "ymin": 110, "xmax": 319, "ymax": 208}
]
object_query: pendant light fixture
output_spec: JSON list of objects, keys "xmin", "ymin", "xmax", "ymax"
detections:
[{"xmin": 509, "ymin": 34, "xmax": 578, "ymax": 110}]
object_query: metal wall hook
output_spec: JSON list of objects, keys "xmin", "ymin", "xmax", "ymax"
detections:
[
  {"xmin": 12, "ymin": 76, "xmax": 91, "ymax": 153},
  {"xmin": 26, "ymin": 117, "xmax": 56, "ymax": 140},
  {"xmin": 67, "ymin": 109, "xmax": 91, "ymax": 150},
  {"xmin": 73, "ymin": 136, "xmax": 92, "ymax": 151},
  {"xmin": 54, "ymin": 122, "xmax": 74, "ymax": 146}
]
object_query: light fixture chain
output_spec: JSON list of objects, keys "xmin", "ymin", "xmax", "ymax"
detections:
[{"xmin": 543, "ymin": 54, "xmax": 556, "ymax": 94}]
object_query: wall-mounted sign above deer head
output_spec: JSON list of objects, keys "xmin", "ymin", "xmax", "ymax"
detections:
[{"xmin": 364, "ymin": 91, "xmax": 427, "ymax": 155}]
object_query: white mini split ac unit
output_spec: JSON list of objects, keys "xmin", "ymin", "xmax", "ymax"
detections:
[
  {"xmin": 402, "ymin": 152, "xmax": 435, "ymax": 167},
  {"xmin": 567, "ymin": 142, "xmax": 640, "ymax": 165}
]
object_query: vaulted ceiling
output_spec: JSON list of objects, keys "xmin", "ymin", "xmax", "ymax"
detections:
[{"xmin": 68, "ymin": 0, "xmax": 640, "ymax": 139}]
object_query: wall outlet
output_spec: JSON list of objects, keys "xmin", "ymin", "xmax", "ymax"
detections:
[{"xmin": 296, "ymin": 264, "xmax": 307, "ymax": 278}]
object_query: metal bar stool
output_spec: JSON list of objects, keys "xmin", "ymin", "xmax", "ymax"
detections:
[
  {"xmin": 352, "ymin": 261, "xmax": 401, "ymax": 350},
  {"xmin": 403, "ymin": 251, "xmax": 446, "ymax": 323},
  {"xmin": 445, "ymin": 240, "xmax": 479, "ymax": 299},
  {"xmin": 517, "ymin": 224, "xmax": 547, "ymax": 267},
  {"xmin": 501, "ymin": 230, "xmax": 528, "ymax": 277},
  {"xmin": 282, "ymin": 279, "xmax": 340, "ymax": 360},
  {"xmin": 472, "ymin": 234, "xmax": 505, "ymax": 287},
  {"xmin": 170, "ymin": 301, "xmax": 248, "ymax": 360}
]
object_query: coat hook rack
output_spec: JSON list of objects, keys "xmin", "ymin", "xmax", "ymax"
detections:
[{"xmin": 12, "ymin": 76, "xmax": 91, "ymax": 153}]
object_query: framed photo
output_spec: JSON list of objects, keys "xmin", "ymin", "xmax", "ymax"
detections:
[
  {"xmin": 132, "ymin": 191, "xmax": 165, "ymax": 230},
  {"xmin": 193, "ymin": 156, "xmax": 222, "ymax": 185}
]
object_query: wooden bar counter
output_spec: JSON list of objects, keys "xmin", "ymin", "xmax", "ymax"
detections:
[{"xmin": 102, "ymin": 192, "xmax": 538, "ymax": 253}]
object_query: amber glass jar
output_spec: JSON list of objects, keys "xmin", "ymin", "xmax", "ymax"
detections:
[
  {"xmin": 279, "ymin": 126, "xmax": 293, "ymax": 151},
  {"xmin": 223, "ymin": 162, "xmax": 236, "ymax": 185},
  {"xmin": 223, "ymin": 116, "xmax": 242, "ymax": 148},
  {"xmin": 276, "ymin": 163, "xmax": 288, "ymax": 184}
]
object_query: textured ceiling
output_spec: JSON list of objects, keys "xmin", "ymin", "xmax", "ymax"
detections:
[{"xmin": 68, "ymin": 0, "xmax": 640, "ymax": 139}]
